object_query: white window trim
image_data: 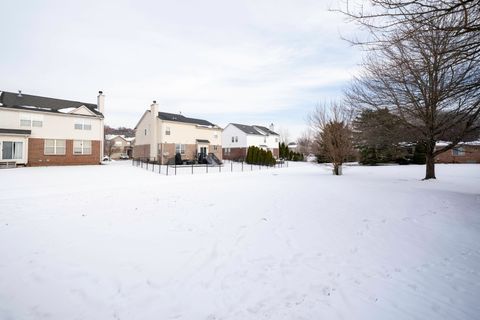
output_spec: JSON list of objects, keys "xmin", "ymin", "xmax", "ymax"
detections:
[
  {"xmin": 73, "ymin": 140, "xmax": 92, "ymax": 155},
  {"xmin": 20, "ymin": 113, "xmax": 43, "ymax": 128},
  {"xmin": 74, "ymin": 119, "xmax": 92, "ymax": 130},
  {"xmin": 175, "ymin": 144, "xmax": 186, "ymax": 155},
  {"xmin": 44, "ymin": 139, "xmax": 66, "ymax": 155}
]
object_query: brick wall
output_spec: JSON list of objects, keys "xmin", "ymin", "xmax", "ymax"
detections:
[
  {"xmin": 211, "ymin": 145, "xmax": 223, "ymax": 160},
  {"xmin": 223, "ymin": 147, "xmax": 247, "ymax": 161},
  {"xmin": 133, "ymin": 144, "xmax": 150, "ymax": 159},
  {"xmin": 435, "ymin": 145, "xmax": 480, "ymax": 163},
  {"xmin": 272, "ymin": 148, "xmax": 279, "ymax": 158},
  {"xmin": 28, "ymin": 138, "xmax": 100, "ymax": 166}
]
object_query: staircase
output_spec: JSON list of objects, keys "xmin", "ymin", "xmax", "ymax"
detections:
[{"xmin": 206, "ymin": 153, "xmax": 222, "ymax": 165}]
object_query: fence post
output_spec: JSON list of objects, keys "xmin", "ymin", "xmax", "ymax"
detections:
[
  {"xmin": 251, "ymin": 164, "xmax": 253, "ymax": 171},
  {"xmin": 159, "ymin": 162, "xmax": 161, "ymax": 174},
  {"xmin": 192, "ymin": 164, "xmax": 194, "ymax": 175},
  {"xmin": 231, "ymin": 162, "xmax": 233, "ymax": 172},
  {"xmin": 175, "ymin": 164, "xmax": 177, "ymax": 175},
  {"xmin": 146, "ymin": 160, "xmax": 148, "ymax": 170},
  {"xmin": 206, "ymin": 164, "xmax": 208, "ymax": 173},
  {"xmin": 242, "ymin": 162, "xmax": 243, "ymax": 172},
  {"xmin": 166, "ymin": 165, "xmax": 169, "ymax": 176},
  {"xmin": 219, "ymin": 165, "xmax": 221, "ymax": 173}
]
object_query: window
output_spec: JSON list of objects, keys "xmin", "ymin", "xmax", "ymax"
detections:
[
  {"xmin": 225, "ymin": 148, "xmax": 231, "ymax": 155},
  {"xmin": 44, "ymin": 139, "xmax": 66, "ymax": 155},
  {"xmin": 1, "ymin": 141, "xmax": 23, "ymax": 160},
  {"xmin": 73, "ymin": 140, "xmax": 92, "ymax": 155},
  {"xmin": 114, "ymin": 140, "xmax": 122, "ymax": 146},
  {"xmin": 452, "ymin": 147, "xmax": 465, "ymax": 156},
  {"xmin": 165, "ymin": 127, "xmax": 171, "ymax": 135},
  {"xmin": 74, "ymin": 119, "xmax": 91, "ymax": 130},
  {"xmin": 175, "ymin": 144, "xmax": 185, "ymax": 154},
  {"xmin": 213, "ymin": 146, "xmax": 218, "ymax": 151},
  {"xmin": 235, "ymin": 136, "xmax": 238, "ymax": 142},
  {"xmin": 214, "ymin": 134, "xmax": 218, "ymax": 139},
  {"xmin": 231, "ymin": 137, "xmax": 234, "ymax": 143},
  {"xmin": 275, "ymin": 138, "xmax": 279, "ymax": 143},
  {"xmin": 20, "ymin": 113, "xmax": 43, "ymax": 128},
  {"xmin": 144, "ymin": 129, "xmax": 147, "ymax": 135},
  {"xmin": 264, "ymin": 137, "xmax": 267, "ymax": 143}
]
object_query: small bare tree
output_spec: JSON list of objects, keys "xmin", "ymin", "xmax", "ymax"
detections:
[
  {"xmin": 309, "ymin": 103, "xmax": 354, "ymax": 175},
  {"xmin": 296, "ymin": 130, "xmax": 314, "ymax": 156},
  {"xmin": 104, "ymin": 139, "xmax": 121, "ymax": 157},
  {"xmin": 278, "ymin": 127, "xmax": 291, "ymax": 144}
]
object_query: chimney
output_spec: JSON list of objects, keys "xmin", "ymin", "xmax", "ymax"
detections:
[
  {"xmin": 150, "ymin": 100, "xmax": 159, "ymax": 161},
  {"xmin": 97, "ymin": 91, "xmax": 105, "ymax": 115},
  {"xmin": 98, "ymin": 91, "xmax": 105, "ymax": 162},
  {"xmin": 269, "ymin": 123, "xmax": 275, "ymax": 132},
  {"xmin": 18, "ymin": 90, "xmax": 22, "ymax": 97}
]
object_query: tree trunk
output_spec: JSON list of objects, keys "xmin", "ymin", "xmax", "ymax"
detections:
[
  {"xmin": 333, "ymin": 163, "xmax": 342, "ymax": 175},
  {"xmin": 424, "ymin": 153, "xmax": 436, "ymax": 180}
]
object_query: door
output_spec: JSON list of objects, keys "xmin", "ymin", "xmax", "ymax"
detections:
[
  {"xmin": 199, "ymin": 146, "xmax": 207, "ymax": 156},
  {"xmin": 1, "ymin": 141, "xmax": 23, "ymax": 160}
]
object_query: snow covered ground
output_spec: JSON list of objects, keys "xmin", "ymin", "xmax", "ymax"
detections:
[{"xmin": 0, "ymin": 162, "xmax": 479, "ymax": 320}]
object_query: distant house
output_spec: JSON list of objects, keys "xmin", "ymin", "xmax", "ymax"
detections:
[
  {"xmin": 133, "ymin": 101, "xmax": 222, "ymax": 164},
  {"xmin": 105, "ymin": 135, "xmax": 135, "ymax": 159},
  {"xmin": 0, "ymin": 90, "xmax": 105, "ymax": 166},
  {"xmin": 222, "ymin": 123, "xmax": 280, "ymax": 161},
  {"xmin": 287, "ymin": 142, "xmax": 298, "ymax": 152},
  {"xmin": 435, "ymin": 141, "xmax": 480, "ymax": 163}
]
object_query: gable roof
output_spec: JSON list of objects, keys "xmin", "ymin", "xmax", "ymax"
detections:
[
  {"xmin": 253, "ymin": 125, "xmax": 279, "ymax": 136},
  {"xmin": 230, "ymin": 123, "xmax": 279, "ymax": 136},
  {"xmin": 157, "ymin": 112, "xmax": 216, "ymax": 127},
  {"xmin": 0, "ymin": 91, "xmax": 102, "ymax": 117}
]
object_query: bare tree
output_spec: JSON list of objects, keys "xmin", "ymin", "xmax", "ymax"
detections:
[
  {"xmin": 342, "ymin": 0, "xmax": 480, "ymax": 179},
  {"xmin": 104, "ymin": 139, "xmax": 121, "ymax": 157},
  {"xmin": 296, "ymin": 130, "xmax": 314, "ymax": 155},
  {"xmin": 278, "ymin": 127, "xmax": 291, "ymax": 144},
  {"xmin": 337, "ymin": 0, "xmax": 480, "ymax": 45},
  {"xmin": 309, "ymin": 103, "xmax": 354, "ymax": 175}
]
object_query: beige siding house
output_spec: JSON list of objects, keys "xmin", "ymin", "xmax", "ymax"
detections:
[
  {"xmin": 105, "ymin": 135, "xmax": 135, "ymax": 159},
  {"xmin": 134, "ymin": 101, "xmax": 222, "ymax": 164},
  {"xmin": 0, "ymin": 90, "xmax": 105, "ymax": 166}
]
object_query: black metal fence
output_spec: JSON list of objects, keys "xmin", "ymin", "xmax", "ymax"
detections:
[{"xmin": 132, "ymin": 157, "xmax": 288, "ymax": 176}]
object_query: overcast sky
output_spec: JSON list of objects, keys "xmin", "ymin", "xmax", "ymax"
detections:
[{"xmin": 1, "ymin": 0, "xmax": 360, "ymax": 140}]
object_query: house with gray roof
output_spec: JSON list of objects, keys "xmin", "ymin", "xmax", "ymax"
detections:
[
  {"xmin": 0, "ymin": 90, "xmax": 105, "ymax": 167},
  {"xmin": 222, "ymin": 123, "xmax": 280, "ymax": 161},
  {"xmin": 133, "ymin": 101, "xmax": 222, "ymax": 164}
]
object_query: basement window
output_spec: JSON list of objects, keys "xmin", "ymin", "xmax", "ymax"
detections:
[{"xmin": 166, "ymin": 127, "xmax": 171, "ymax": 135}]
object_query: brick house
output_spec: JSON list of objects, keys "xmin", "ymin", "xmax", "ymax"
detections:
[
  {"xmin": 222, "ymin": 123, "xmax": 280, "ymax": 161},
  {"xmin": 133, "ymin": 101, "xmax": 222, "ymax": 164},
  {"xmin": 0, "ymin": 90, "xmax": 105, "ymax": 166},
  {"xmin": 435, "ymin": 141, "xmax": 480, "ymax": 163}
]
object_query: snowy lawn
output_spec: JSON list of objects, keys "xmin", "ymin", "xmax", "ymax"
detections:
[{"xmin": 0, "ymin": 162, "xmax": 479, "ymax": 319}]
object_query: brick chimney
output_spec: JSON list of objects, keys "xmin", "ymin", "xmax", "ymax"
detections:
[
  {"xmin": 269, "ymin": 123, "xmax": 275, "ymax": 132},
  {"xmin": 150, "ymin": 100, "xmax": 159, "ymax": 161}
]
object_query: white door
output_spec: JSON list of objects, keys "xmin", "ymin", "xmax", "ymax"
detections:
[{"xmin": 1, "ymin": 141, "xmax": 24, "ymax": 162}]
